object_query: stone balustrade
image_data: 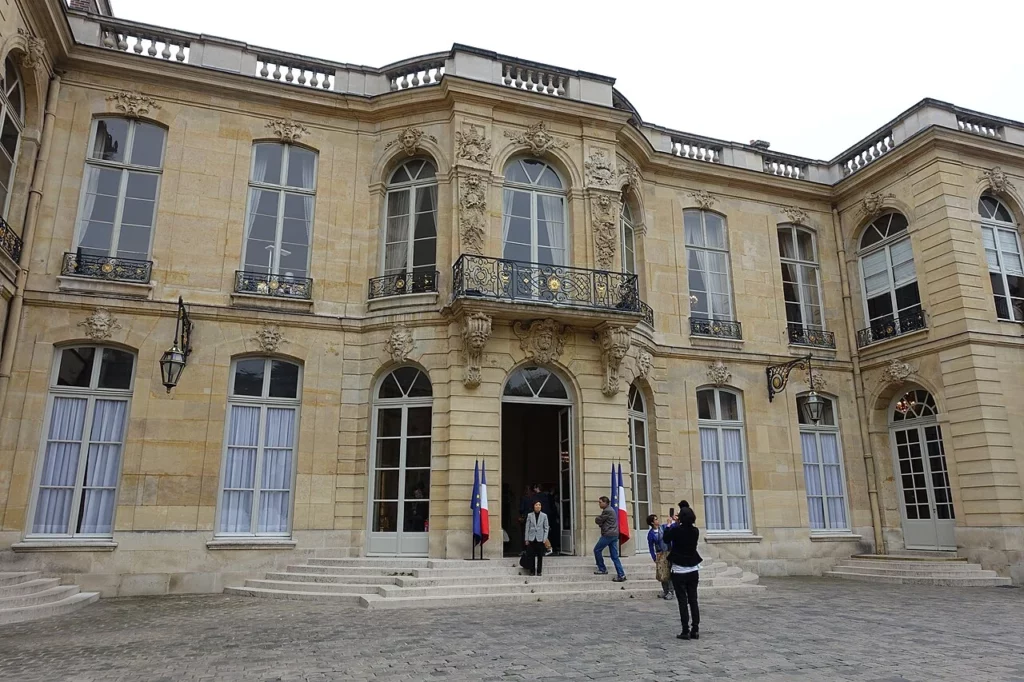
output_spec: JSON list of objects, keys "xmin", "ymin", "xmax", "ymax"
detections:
[
  {"xmin": 838, "ymin": 130, "xmax": 895, "ymax": 177},
  {"xmin": 500, "ymin": 60, "xmax": 568, "ymax": 97},
  {"xmin": 957, "ymin": 113, "xmax": 1003, "ymax": 139},
  {"xmin": 763, "ymin": 154, "xmax": 807, "ymax": 180},
  {"xmin": 670, "ymin": 135, "xmax": 722, "ymax": 163},
  {"xmin": 385, "ymin": 55, "xmax": 447, "ymax": 91},
  {"xmin": 255, "ymin": 51, "xmax": 335, "ymax": 90}
]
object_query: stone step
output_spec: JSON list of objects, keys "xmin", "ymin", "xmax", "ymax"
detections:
[
  {"xmin": 285, "ymin": 562, "xmax": 730, "ymax": 579},
  {"xmin": 852, "ymin": 553, "xmax": 966, "ymax": 562},
  {"xmin": 832, "ymin": 565, "xmax": 1000, "ymax": 578},
  {"xmin": 0, "ymin": 571, "xmax": 39, "ymax": 587},
  {"xmin": 244, "ymin": 579, "xmax": 384, "ymax": 595},
  {"xmin": 0, "ymin": 591, "xmax": 99, "ymax": 626},
  {"xmin": 0, "ymin": 578, "xmax": 61, "ymax": 597},
  {"xmin": 835, "ymin": 560, "xmax": 985, "ymax": 572},
  {"xmin": 825, "ymin": 570, "xmax": 1011, "ymax": 587},
  {"xmin": 0, "ymin": 585, "xmax": 82, "ymax": 609},
  {"xmin": 223, "ymin": 586, "xmax": 365, "ymax": 604}
]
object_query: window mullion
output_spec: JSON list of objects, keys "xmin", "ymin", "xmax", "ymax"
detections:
[
  {"xmin": 816, "ymin": 432, "xmax": 831, "ymax": 528},
  {"xmin": 272, "ymin": 188, "xmax": 286, "ymax": 274},
  {"xmin": 251, "ymin": 404, "xmax": 268, "ymax": 534},
  {"xmin": 530, "ymin": 192, "xmax": 538, "ymax": 264},
  {"xmin": 717, "ymin": 425, "xmax": 729, "ymax": 529},
  {"xmin": 109, "ymin": 169, "xmax": 130, "ymax": 257},
  {"xmin": 69, "ymin": 396, "xmax": 98, "ymax": 535},
  {"xmin": 397, "ymin": 405, "xmax": 409, "ymax": 537},
  {"xmin": 407, "ymin": 185, "xmax": 416, "ymax": 276}
]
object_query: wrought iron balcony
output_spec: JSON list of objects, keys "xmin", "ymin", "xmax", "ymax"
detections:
[
  {"xmin": 690, "ymin": 317, "xmax": 743, "ymax": 340},
  {"xmin": 787, "ymin": 324, "xmax": 836, "ymax": 349},
  {"xmin": 452, "ymin": 254, "xmax": 642, "ymax": 314},
  {"xmin": 368, "ymin": 270, "xmax": 439, "ymax": 300},
  {"xmin": 61, "ymin": 251, "xmax": 152, "ymax": 283},
  {"xmin": 0, "ymin": 216, "xmax": 22, "ymax": 263},
  {"xmin": 640, "ymin": 300, "xmax": 654, "ymax": 327},
  {"xmin": 234, "ymin": 270, "xmax": 312, "ymax": 299},
  {"xmin": 856, "ymin": 308, "xmax": 927, "ymax": 348}
]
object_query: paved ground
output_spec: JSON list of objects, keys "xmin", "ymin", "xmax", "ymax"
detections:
[{"xmin": 0, "ymin": 578, "xmax": 1022, "ymax": 681}]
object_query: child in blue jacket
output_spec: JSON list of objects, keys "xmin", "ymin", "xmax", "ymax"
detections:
[{"xmin": 646, "ymin": 513, "xmax": 673, "ymax": 599}]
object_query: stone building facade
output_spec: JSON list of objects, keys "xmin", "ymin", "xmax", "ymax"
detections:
[{"xmin": 0, "ymin": 0, "xmax": 1022, "ymax": 595}]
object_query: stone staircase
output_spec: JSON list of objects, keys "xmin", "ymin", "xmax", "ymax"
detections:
[
  {"xmin": 0, "ymin": 572, "xmax": 99, "ymax": 625},
  {"xmin": 826, "ymin": 555, "xmax": 1011, "ymax": 587},
  {"xmin": 225, "ymin": 555, "xmax": 763, "ymax": 609}
]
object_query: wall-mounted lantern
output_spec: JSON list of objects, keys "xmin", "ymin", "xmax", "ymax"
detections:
[
  {"xmin": 159, "ymin": 296, "xmax": 193, "ymax": 393},
  {"xmin": 766, "ymin": 354, "xmax": 823, "ymax": 424}
]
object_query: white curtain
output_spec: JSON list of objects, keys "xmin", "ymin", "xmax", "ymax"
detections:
[
  {"xmin": 244, "ymin": 146, "xmax": 274, "ymax": 272},
  {"xmin": 820, "ymin": 433, "xmax": 847, "ymax": 529},
  {"xmin": 699, "ymin": 427, "xmax": 723, "ymax": 531},
  {"xmin": 385, "ymin": 189, "xmax": 411, "ymax": 274},
  {"xmin": 78, "ymin": 399, "xmax": 127, "ymax": 534},
  {"xmin": 689, "ymin": 248, "xmax": 710, "ymax": 316},
  {"xmin": 501, "ymin": 188, "xmax": 516, "ymax": 254},
  {"xmin": 538, "ymin": 194, "xmax": 565, "ymax": 265},
  {"xmin": 32, "ymin": 397, "xmax": 87, "ymax": 534},
  {"xmin": 258, "ymin": 407, "xmax": 295, "ymax": 533},
  {"xmin": 722, "ymin": 429, "xmax": 748, "ymax": 530},
  {"xmin": 801, "ymin": 432, "xmax": 825, "ymax": 530},
  {"xmin": 77, "ymin": 166, "xmax": 107, "ymax": 254},
  {"xmin": 220, "ymin": 405, "xmax": 260, "ymax": 533}
]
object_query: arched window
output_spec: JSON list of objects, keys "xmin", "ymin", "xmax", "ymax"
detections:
[
  {"xmin": 369, "ymin": 366, "xmax": 433, "ymax": 555},
  {"xmin": 621, "ymin": 202, "xmax": 636, "ymax": 274},
  {"xmin": 217, "ymin": 357, "xmax": 301, "ymax": 536},
  {"xmin": 696, "ymin": 387, "xmax": 749, "ymax": 531},
  {"xmin": 382, "ymin": 159, "xmax": 437, "ymax": 294},
  {"xmin": 685, "ymin": 209, "xmax": 733, "ymax": 322},
  {"xmin": 31, "ymin": 346, "xmax": 135, "ymax": 537},
  {"xmin": 0, "ymin": 56, "xmax": 24, "ymax": 217},
  {"xmin": 858, "ymin": 212, "xmax": 923, "ymax": 344},
  {"xmin": 503, "ymin": 365, "xmax": 568, "ymax": 400},
  {"xmin": 627, "ymin": 384, "xmax": 651, "ymax": 544},
  {"xmin": 797, "ymin": 394, "xmax": 849, "ymax": 531},
  {"xmin": 74, "ymin": 117, "xmax": 166, "ymax": 264},
  {"xmin": 502, "ymin": 159, "xmax": 566, "ymax": 266},
  {"xmin": 979, "ymin": 195, "xmax": 1023, "ymax": 322},
  {"xmin": 241, "ymin": 142, "xmax": 317, "ymax": 286},
  {"xmin": 778, "ymin": 225, "xmax": 825, "ymax": 344}
]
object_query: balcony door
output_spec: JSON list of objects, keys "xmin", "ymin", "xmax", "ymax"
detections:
[{"xmin": 502, "ymin": 159, "xmax": 566, "ymax": 266}]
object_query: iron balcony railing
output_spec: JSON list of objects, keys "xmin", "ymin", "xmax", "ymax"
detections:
[
  {"xmin": 61, "ymin": 251, "xmax": 152, "ymax": 283},
  {"xmin": 0, "ymin": 216, "xmax": 23, "ymax": 263},
  {"xmin": 690, "ymin": 317, "xmax": 743, "ymax": 340},
  {"xmin": 452, "ymin": 254, "xmax": 642, "ymax": 313},
  {"xmin": 856, "ymin": 308, "xmax": 927, "ymax": 348},
  {"xmin": 640, "ymin": 300, "xmax": 654, "ymax": 327},
  {"xmin": 234, "ymin": 270, "xmax": 313, "ymax": 300},
  {"xmin": 368, "ymin": 270, "xmax": 439, "ymax": 300},
  {"xmin": 787, "ymin": 324, "xmax": 836, "ymax": 349}
]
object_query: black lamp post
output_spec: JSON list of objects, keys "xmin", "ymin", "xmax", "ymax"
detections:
[
  {"xmin": 160, "ymin": 296, "xmax": 193, "ymax": 393},
  {"xmin": 766, "ymin": 354, "xmax": 823, "ymax": 425}
]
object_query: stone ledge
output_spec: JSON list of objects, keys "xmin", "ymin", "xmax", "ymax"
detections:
[
  {"xmin": 787, "ymin": 344, "xmax": 838, "ymax": 358},
  {"xmin": 57, "ymin": 275, "xmax": 154, "ymax": 299},
  {"xmin": 229, "ymin": 292, "xmax": 314, "ymax": 313},
  {"xmin": 12, "ymin": 540, "xmax": 118, "ymax": 552},
  {"xmin": 689, "ymin": 335, "xmax": 744, "ymax": 351},
  {"xmin": 206, "ymin": 538, "xmax": 297, "ymax": 551},
  {"xmin": 366, "ymin": 291, "xmax": 439, "ymax": 313},
  {"xmin": 857, "ymin": 327, "xmax": 929, "ymax": 355},
  {"xmin": 809, "ymin": 533, "xmax": 863, "ymax": 542},
  {"xmin": 704, "ymin": 534, "xmax": 763, "ymax": 544}
]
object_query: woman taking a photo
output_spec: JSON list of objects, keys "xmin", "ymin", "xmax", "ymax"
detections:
[
  {"xmin": 663, "ymin": 501, "xmax": 702, "ymax": 640},
  {"xmin": 523, "ymin": 500, "xmax": 549, "ymax": 576}
]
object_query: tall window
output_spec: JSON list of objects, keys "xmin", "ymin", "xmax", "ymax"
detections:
[
  {"xmin": 696, "ymin": 387, "xmax": 749, "ymax": 531},
  {"xmin": 502, "ymin": 159, "xmax": 566, "ymax": 265},
  {"xmin": 243, "ymin": 143, "xmax": 317, "ymax": 279},
  {"xmin": 31, "ymin": 346, "xmax": 134, "ymax": 537},
  {"xmin": 797, "ymin": 394, "xmax": 849, "ymax": 531},
  {"xmin": 778, "ymin": 225, "xmax": 823, "ymax": 333},
  {"xmin": 859, "ymin": 212, "xmax": 922, "ymax": 334},
  {"xmin": 685, "ymin": 209, "xmax": 732, "ymax": 320},
  {"xmin": 627, "ymin": 384, "xmax": 651, "ymax": 543},
  {"xmin": 979, "ymin": 195, "xmax": 1024, "ymax": 322},
  {"xmin": 0, "ymin": 56, "xmax": 24, "ymax": 216},
  {"xmin": 218, "ymin": 357, "xmax": 301, "ymax": 536},
  {"xmin": 75, "ymin": 118, "xmax": 166, "ymax": 262},
  {"xmin": 383, "ymin": 159, "xmax": 437, "ymax": 286},
  {"xmin": 621, "ymin": 202, "xmax": 636, "ymax": 274}
]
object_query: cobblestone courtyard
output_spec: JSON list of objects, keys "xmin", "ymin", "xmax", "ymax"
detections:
[{"xmin": 1, "ymin": 578, "xmax": 1022, "ymax": 681}]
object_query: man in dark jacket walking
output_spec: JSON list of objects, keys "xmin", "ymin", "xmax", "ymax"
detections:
[{"xmin": 593, "ymin": 496, "xmax": 626, "ymax": 581}]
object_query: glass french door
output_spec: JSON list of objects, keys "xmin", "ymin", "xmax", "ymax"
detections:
[
  {"xmin": 558, "ymin": 406, "xmax": 574, "ymax": 555},
  {"xmin": 891, "ymin": 422, "xmax": 955, "ymax": 550}
]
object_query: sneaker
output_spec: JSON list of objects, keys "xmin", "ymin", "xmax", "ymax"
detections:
[
  {"xmin": 663, "ymin": 593, "xmax": 674, "ymax": 600},
  {"xmin": 594, "ymin": 570, "xmax": 608, "ymax": 575},
  {"xmin": 676, "ymin": 631, "xmax": 690, "ymax": 640},
  {"xmin": 612, "ymin": 575, "xmax": 627, "ymax": 582},
  {"xmin": 545, "ymin": 548, "xmax": 553, "ymax": 556}
]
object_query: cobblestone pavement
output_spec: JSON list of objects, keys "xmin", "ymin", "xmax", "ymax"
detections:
[{"xmin": 1, "ymin": 578, "xmax": 1023, "ymax": 681}]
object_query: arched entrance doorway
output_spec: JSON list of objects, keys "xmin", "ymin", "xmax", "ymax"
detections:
[
  {"xmin": 889, "ymin": 389, "xmax": 955, "ymax": 550},
  {"xmin": 501, "ymin": 365, "xmax": 575, "ymax": 556}
]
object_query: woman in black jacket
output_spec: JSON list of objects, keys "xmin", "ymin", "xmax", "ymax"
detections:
[{"xmin": 663, "ymin": 501, "xmax": 702, "ymax": 640}]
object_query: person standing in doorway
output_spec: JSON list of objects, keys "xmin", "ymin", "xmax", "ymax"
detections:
[
  {"xmin": 593, "ymin": 496, "xmax": 626, "ymax": 581},
  {"xmin": 664, "ymin": 503, "xmax": 702, "ymax": 640},
  {"xmin": 647, "ymin": 514, "xmax": 673, "ymax": 600},
  {"xmin": 524, "ymin": 501, "xmax": 549, "ymax": 576}
]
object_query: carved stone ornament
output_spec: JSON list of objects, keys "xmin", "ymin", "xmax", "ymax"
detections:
[
  {"xmin": 385, "ymin": 127, "xmax": 436, "ymax": 156},
  {"xmin": 618, "ymin": 158, "xmax": 642, "ymax": 190},
  {"xmin": 635, "ymin": 349, "xmax": 652, "ymax": 380},
  {"xmin": 16, "ymin": 28, "xmax": 46, "ymax": 70},
  {"xmin": 504, "ymin": 121, "xmax": 569, "ymax": 156},
  {"xmin": 983, "ymin": 167, "xmax": 1016, "ymax": 195},
  {"xmin": 384, "ymin": 324, "xmax": 415, "ymax": 364},
  {"xmin": 809, "ymin": 370, "xmax": 827, "ymax": 392},
  {"xmin": 783, "ymin": 206, "xmax": 809, "ymax": 225},
  {"xmin": 707, "ymin": 359, "xmax": 731, "ymax": 387},
  {"xmin": 266, "ymin": 118, "xmax": 309, "ymax": 144},
  {"xmin": 455, "ymin": 125, "xmax": 492, "ymax": 165},
  {"xmin": 513, "ymin": 318, "xmax": 570, "ymax": 365},
  {"xmin": 460, "ymin": 312, "xmax": 493, "ymax": 388},
  {"xmin": 689, "ymin": 190, "xmax": 717, "ymax": 210},
  {"xmin": 458, "ymin": 173, "xmax": 488, "ymax": 255},
  {"xmin": 585, "ymin": 149, "xmax": 616, "ymax": 188},
  {"xmin": 253, "ymin": 325, "xmax": 287, "ymax": 353},
  {"xmin": 599, "ymin": 326, "xmax": 632, "ymax": 396},
  {"xmin": 106, "ymin": 91, "xmax": 160, "ymax": 119},
  {"xmin": 861, "ymin": 191, "xmax": 894, "ymax": 218},
  {"xmin": 881, "ymin": 358, "xmax": 914, "ymax": 384},
  {"xmin": 78, "ymin": 308, "xmax": 122, "ymax": 341},
  {"xmin": 591, "ymin": 194, "xmax": 618, "ymax": 270}
]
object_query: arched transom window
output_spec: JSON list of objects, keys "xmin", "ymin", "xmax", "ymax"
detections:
[
  {"xmin": 696, "ymin": 387, "xmax": 749, "ymax": 532},
  {"xmin": 382, "ymin": 159, "xmax": 437, "ymax": 294},
  {"xmin": 502, "ymin": 159, "xmax": 566, "ymax": 266},
  {"xmin": 979, "ymin": 195, "xmax": 1023, "ymax": 322},
  {"xmin": 0, "ymin": 56, "xmax": 24, "ymax": 217},
  {"xmin": 858, "ymin": 212, "xmax": 923, "ymax": 344}
]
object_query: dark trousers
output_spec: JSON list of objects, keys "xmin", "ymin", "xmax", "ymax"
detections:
[
  {"xmin": 529, "ymin": 541, "xmax": 545, "ymax": 574},
  {"xmin": 670, "ymin": 570, "xmax": 700, "ymax": 632}
]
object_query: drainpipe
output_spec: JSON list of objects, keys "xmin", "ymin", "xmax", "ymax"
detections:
[
  {"xmin": 0, "ymin": 74, "xmax": 61, "ymax": 413},
  {"xmin": 831, "ymin": 205, "xmax": 886, "ymax": 554}
]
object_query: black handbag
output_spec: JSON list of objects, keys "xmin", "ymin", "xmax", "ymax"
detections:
[{"xmin": 519, "ymin": 550, "xmax": 531, "ymax": 569}]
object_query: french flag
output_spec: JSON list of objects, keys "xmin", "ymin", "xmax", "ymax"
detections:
[
  {"xmin": 617, "ymin": 463, "xmax": 630, "ymax": 547},
  {"xmin": 480, "ymin": 461, "xmax": 490, "ymax": 544},
  {"xmin": 471, "ymin": 460, "xmax": 490, "ymax": 546}
]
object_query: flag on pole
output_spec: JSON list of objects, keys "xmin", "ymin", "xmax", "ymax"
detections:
[
  {"xmin": 479, "ymin": 461, "xmax": 490, "ymax": 544},
  {"xmin": 471, "ymin": 460, "xmax": 484, "ymax": 546},
  {"xmin": 617, "ymin": 463, "xmax": 630, "ymax": 547}
]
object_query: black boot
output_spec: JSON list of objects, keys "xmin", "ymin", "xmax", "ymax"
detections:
[
  {"xmin": 676, "ymin": 630, "xmax": 689, "ymax": 640},
  {"xmin": 690, "ymin": 627, "xmax": 699, "ymax": 640}
]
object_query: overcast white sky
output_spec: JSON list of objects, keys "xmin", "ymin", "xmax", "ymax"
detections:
[{"xmin": 112, "ymin": 0, "xmax": 1024, "ymax": 160}]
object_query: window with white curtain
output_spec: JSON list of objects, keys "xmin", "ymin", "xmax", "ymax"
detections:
[
  {"xmin": 858, "ymin": 212, "xmax": 921, "ymax": 333},
  {"xmin": 0, "ymin": 56, "xmax": 24, "ymax": 217},
  {"xmin": 383, "ymin": 159, "xmax": 437, "ymax": 278},
  {"xmin": 30, "ymin": 346, "xmax": 135, "ymax": 537},
  {"xmin": 621, "ymin": 202, "xmax": 636, "ymax": 274},
  {"xmin": 74, "ymin": 117, "xmax": 166, "ymax": 261},
  {"xmin": 242, "ymin": 143, "xmax": 317, "ymax": 279},
  {"xmin": 502, "ymin": 158, "xmax": 566, "ymax": 265},
  {"xmin": 979, "ymin": 195, "xmax": 1024, "ymax": 322},
  {"xmin": 627, "ymin": 384, "xmax": 651, "ymax": 543},
  {"xmin": 778, "ymin": 224, "xmax": 823, "ymax": 332},
  {"xmin": 685, "ymin": 209, "xmax": 733, "ymax": 321},
  {"xmin": 797, "ymin": 394, "xmax": 849, "ymax": 531},
  {"xmin": 217, "ymin": 357, "xmax": 301, "ymax": 536},
  {"xmin": 696, "ymin": 387, "xmax": 749, "ymax": 531}
]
